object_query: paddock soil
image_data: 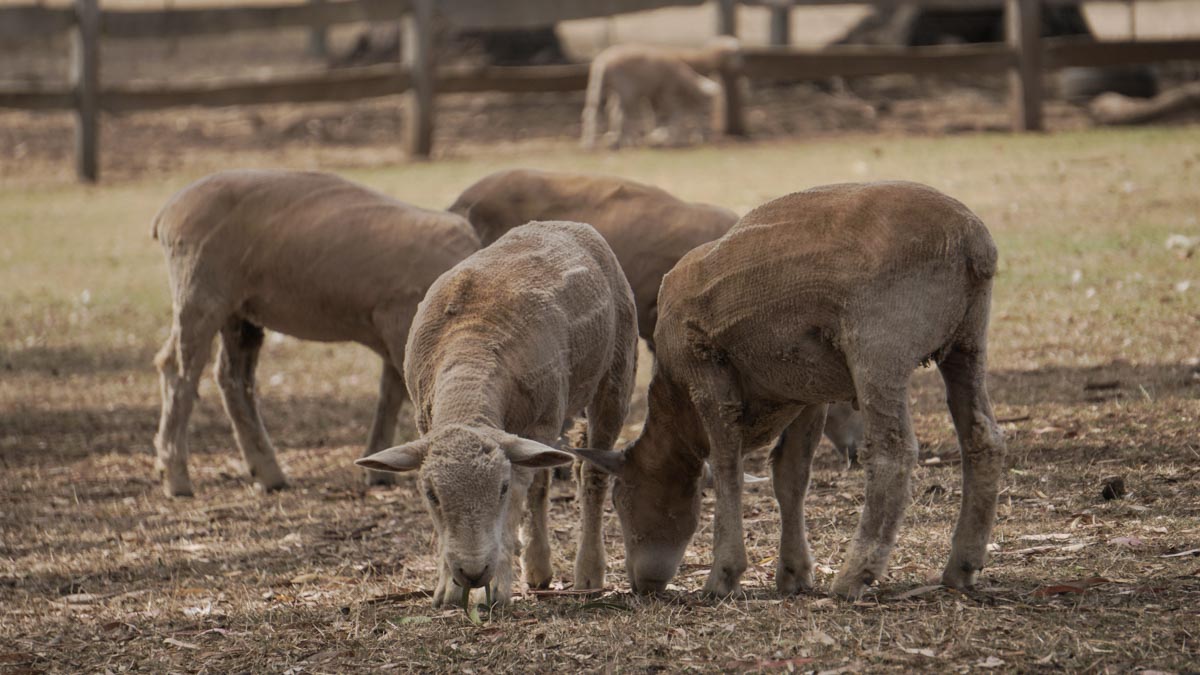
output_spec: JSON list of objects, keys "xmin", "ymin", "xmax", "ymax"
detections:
[
  {"xmin": 2, "ymin": 125, "xmax": 1199, "ymax": 672},
  {"xmin": 3, "ymin": 3, "xmax": 1200, "ymax": 673}
]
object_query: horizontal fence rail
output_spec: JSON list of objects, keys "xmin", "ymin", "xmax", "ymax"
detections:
[{"xmin": 0, "ymin": 0, "xmax": 1197, "ymax": 181}]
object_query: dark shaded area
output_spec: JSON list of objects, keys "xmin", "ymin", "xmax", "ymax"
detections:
[
  {"xmin": 0, "ymin": 394, "xmax": 383, "ymax": 467},
  {"xmin": 836, "ymin": 3, "xmax": 1159, "ymax": 101},
  {"xmin": 836, "ymin": 3, "xmax": 1091, "ymax": 46},
  {"xmin": 1, "ymin": 344, "xmax": 154, "ymax": 375}
]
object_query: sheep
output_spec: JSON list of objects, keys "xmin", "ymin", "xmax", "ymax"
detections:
[
  {"xmin": 580, "ymin": 37, "xmax": 741, "ymax": 149},
  {"xmin": 574, "ymin": 181, "xmax": 1006, "ymax": 600},
  {"xmin": 451, "ymin": 167, "xmax": 864, "ymax": 465},
  {"xmin": 356, "ymin": 220, "xmax": 638, "ymax": 606},
  {"xmin": 151, "ymin": 169, "xmax": 480, "ymax": 497}
]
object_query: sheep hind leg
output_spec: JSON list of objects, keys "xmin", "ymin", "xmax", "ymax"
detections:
[
  {"xmin": 153, "ymin": 303, "xmax": 224, "ymax": 498},
  {"xmin": 215, "ymin": 318, "xmax": 287, "ymax": 492},
  {"xmin": 361, "ymin": 362, "xmax": 407, "ymax": 486},
  {"xmin": 938, "ymin": 343, "xmax": 1005, "ymax": 590},
  {"xmin": 830, "ymin": 369, "xmax": 917, "ymax": 599},
  {"xmin": 772, "ymin": 403, "xmax": 825, "ymax": 596}
]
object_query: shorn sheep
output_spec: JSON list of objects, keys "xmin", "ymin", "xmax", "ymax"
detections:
[
  {"xmin": 151, "ymin": 170, "xmax": 480, "ymax": 497},
  {"xmin": 450, "ymin": 167, "xmax": 864, "ymax": 465},
  {"xmin": 575, "ymin": 181, "xmax": 1006, "ymax": 599},
  {"xmin": 357, "ymin": 221, "xmax": 638, "ymax": 606},
  {"xmin": 580, "ymin": 37, "xmax": 741, "ymax": 149}
]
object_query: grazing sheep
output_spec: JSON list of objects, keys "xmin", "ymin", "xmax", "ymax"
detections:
[
  {"xmin": 575, "ymin": 181, "xmax": 1005, "ymax": 600},
  {"xmin": 451, "ymin": 167, "xmax": 864, "ymax": 462},
  {"xmin": 151, "ymin": 170, "xmax": 480, "ymax": 497},
  {"xmin": 357, "ymin": 221, "xmax": 638, "ymax": 606},
  {"xmin": 580, "ymin": 37, "xmax": 741, "ymax": 149}
]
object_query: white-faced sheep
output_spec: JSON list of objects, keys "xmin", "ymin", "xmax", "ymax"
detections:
[
  {"xmin": 580, "ymin": 37, "xmax": 741, "ymax": 149},
  {"xmin": 575, "ymin": 181, "xmax": 1006, "ymax": 600},
  {"xmin": 357, "ymin": 221, "xmax": 638, "ymax": 606},
  {"xmin": 450, "ymin": 167, "xmax": 864, "ymax": 464},
  {"xmin": 151, "ymin": 170, "xmax": 480, "ymax": 497}
]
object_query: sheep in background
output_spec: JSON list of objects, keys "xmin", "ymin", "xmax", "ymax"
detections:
[{"xmin": 580, "ymin": 37, "xmax": 741, "ymax": 149}]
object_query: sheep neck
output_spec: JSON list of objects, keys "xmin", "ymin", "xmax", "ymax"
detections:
[
  {"xmin": 627, "ymin": 367, "xmax": 707, "ymax": 482},
  {"xmin": 427, "ymin": 352, "xmax": 508, "ymax": 432}
]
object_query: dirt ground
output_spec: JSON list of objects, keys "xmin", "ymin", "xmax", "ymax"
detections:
[
  {"xmin": 2, "ymin": 3, "xmax": 1200, "ymax": 674},
  {"xmin": 3, "ymin": 124, "xmax": 1199, "ymax": 672}
]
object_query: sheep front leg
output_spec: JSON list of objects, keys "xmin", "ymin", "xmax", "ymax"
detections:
[
  {"xmin": 521, "ymin": 468, "xmax": 553, "ymax": 590},
  {"xmin": 772, "ymin": 404, "xmax": 825, "ymax": 595},
  {"xmin": 831, "ymin": 374, "xmax": 917, "ymax": 599},
  {"xmin": 694, "ymin": 393, "xmax": 748, "ymax": 598}
]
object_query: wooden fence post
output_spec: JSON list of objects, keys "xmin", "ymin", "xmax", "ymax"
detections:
[
  {"xmin": 307, "ymin": 0, "xmax": 327, "ymax": 58},
  {"xmin": 402, "ymin": 0, "xmax": 434, "ymax": 158},
  {"xmin": 769, "ymin": 4, "xmax": 790, "ymax": 47},
  {"xmin": 716, "ymin": 0, "xmax": 747, "ymax": 137},
  {"xmin": 71, "ymin": 0, "xmax": 99, "ymax": 182},
  {"xmin": 1006, "ymin": 0, "xmax": 1044, "ymax": 131}
]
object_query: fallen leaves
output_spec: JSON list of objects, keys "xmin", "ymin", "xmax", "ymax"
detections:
[
  {"xmin": 163, "ymin": 637, "xmax": 200, "ymax": 650},
  {"xmin": 1032, "ymin": 577, "xmax": 1110, "ymax": 597}
]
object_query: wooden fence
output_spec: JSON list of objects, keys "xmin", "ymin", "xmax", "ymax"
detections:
[{"xmin": 1, "ymin": 0, "xmax": 1199, "ymax": 181}]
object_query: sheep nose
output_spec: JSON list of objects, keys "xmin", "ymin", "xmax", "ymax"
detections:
[{"xmin": 454, "ymin": 564, "xmax": 491, "ymax": 589}]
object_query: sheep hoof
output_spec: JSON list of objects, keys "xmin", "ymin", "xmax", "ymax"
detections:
[
  {"xmin": 702, "ymin": 567, "xmax": 744, "ymax": 599},
  {"xmin": 258, "ymin": 478, "xmax": 290, "ymax": 493},
  {"xmin": 158, "ymin": 465, "xmax": 194, "ymax": 498},
  {"xmin": 162, "ymin": 481, "xmax": 194, "ymax": 499},
  {"xmin": 941, "ymin": 560, "xmax": 979, "ymax": 590},
  {"xmin": 775, "ymin": 563, "xmax": 814, "ymax": 596},
  {"xmin": 572, "ymin": 564, "xmax": 605, "ymax": 592},
  {"xmin": 830, "ymin": 570, "xmax": 874, "ymax": 600}
]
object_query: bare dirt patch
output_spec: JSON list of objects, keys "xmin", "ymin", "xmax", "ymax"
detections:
[{"xmin": 2, "ymin": 126, "xmax": 1199, "ymax": 671}]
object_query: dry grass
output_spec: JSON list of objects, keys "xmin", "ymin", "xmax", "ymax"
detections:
[{"xmin": 2, "ymin": 126, "xmax": 1199, "ymax": 673}]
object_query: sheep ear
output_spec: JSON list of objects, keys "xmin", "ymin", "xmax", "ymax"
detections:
[
  {"xmin": 355, "ymin": 439, "xmax": 429, "ymax": 473},
  {"xmin": 571, "ymin": 448, "xmax": 626, "ymax": 476},
  {"xmin": 502, "ymin": 437, "xmax": 575, "ymax": 468}
]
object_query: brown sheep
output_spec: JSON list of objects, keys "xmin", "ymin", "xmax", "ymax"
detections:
[
  {"xmin": 575, "ymin": 181, "xmax": 1006, "ymax": 600},
  {"xmin": 151, "ymin": 170, "xmax": 479, "ymax": 497}
]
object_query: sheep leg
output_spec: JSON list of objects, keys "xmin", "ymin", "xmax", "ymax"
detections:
[
  {"xmin": 691, "ymin": 381, "xmax": 748, "ymax": 598},
  {"xmin": 938, "ymin": 337, "xmax": 1005, "ymax": 590},
  {"xmin": 153, "ymin": 304, "xmax": 224, "ymax": 498},
  {"xmin": 495, "ymin": 465, "xmax": 535, "ymax": 605},
  {"xmin": 771, "ymin": 403, "xmax": 825, "ymax": 596},
  {"xmin": 831, "ymin": 372, "xmax": 916, "ymax": 599},
  {"xmin": 214, "ymin": 318, "xmax": 288, "ymax": 492},
  {"xmin": 606, "ymin": 96, "xmax": 628, "ymax": 149},
  {"xmin": 521, "ymin": 468, "xmax": 553, "ymax": 590},
  {"xmin": 574, "ymin": 374, "xmax": 631, "ymax": 591},
  {"xmin": 361, "ymin": 362, "xmax": 407, "ymax": 486},
  {"xmin": 581, "ymin": 99, "xmax": 600, "ymax": 150}
]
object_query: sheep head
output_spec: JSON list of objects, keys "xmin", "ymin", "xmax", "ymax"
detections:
[
  {"xmin": 358, "ymin": 424, "xmax": 573, "ymax": 591},
  {"xmin": 575, "ymin": 439, "xmax": 703, "ymax": 595}
]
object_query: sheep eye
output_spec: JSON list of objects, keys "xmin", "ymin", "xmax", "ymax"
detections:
[
  {"xmin": 425, "ymin": 488, "xmax": 439, "ymax": 506},
  {"xmin": 499, "ymin": 481, "xmax": 509, "ymax": 498}
]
